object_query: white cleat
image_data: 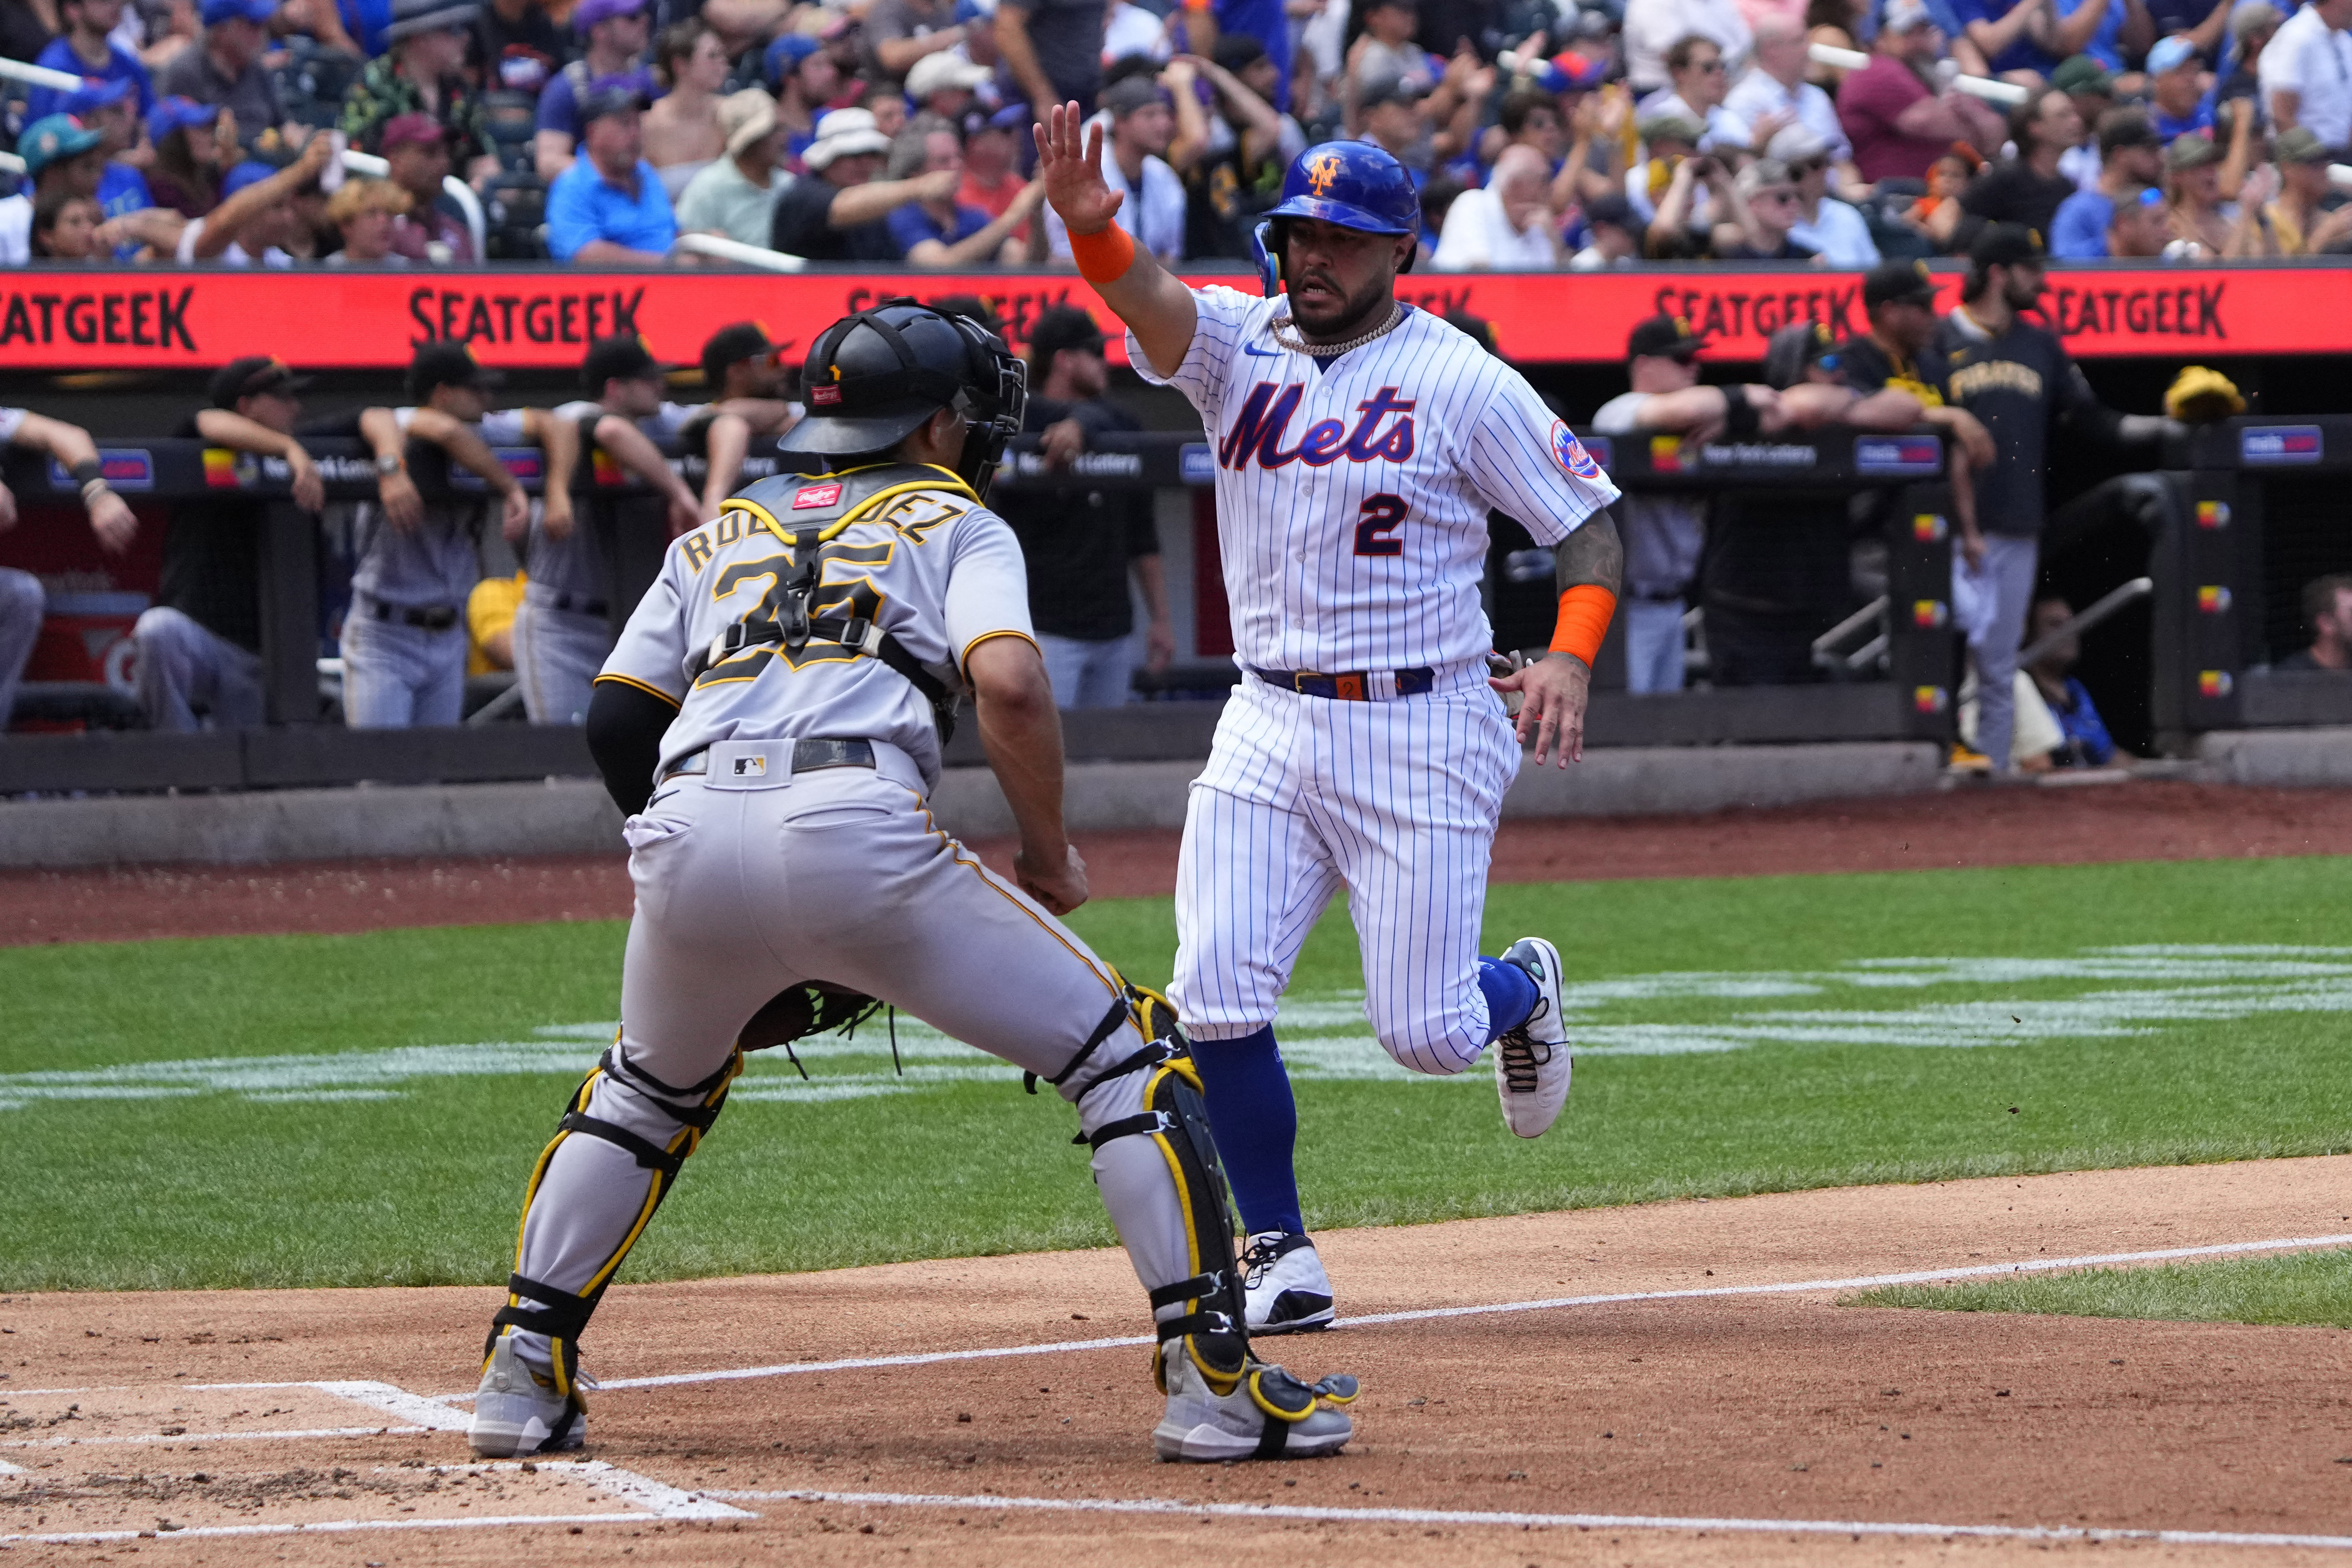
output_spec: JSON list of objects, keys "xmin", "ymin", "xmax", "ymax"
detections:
[
  {"xmin": 1152, "ymin": 1343, "xmax": 1356, "ymax": 1462},
  {"xmin": 468, "ymin": 1330, "xmax": 588, "ymax": 1457},
  {"xmin": 1242, "ymin": 1231, "xmax": 1336, "ymax": 1334},
  {"xmin": 1492, "ymin": 936, "xmax": 1572, "ymax": 1138}
]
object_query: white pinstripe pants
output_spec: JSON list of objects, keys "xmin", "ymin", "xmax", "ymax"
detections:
[{"xmin": 1170, "ymin": 674, "xmax": 1520, "ymax": 1075}]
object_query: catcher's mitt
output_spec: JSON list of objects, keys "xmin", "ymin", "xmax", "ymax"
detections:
[
  {"xmin": 738, "ymin": 982, "xmax": 885, "ymax": 1054},
  {"xmin": 2165, "ymin": 365, "xmax": 2245, "ymax": 424}
]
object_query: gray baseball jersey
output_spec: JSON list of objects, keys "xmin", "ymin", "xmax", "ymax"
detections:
[{"xmin": 597, "ymin": 469, "xmax": 1034, "ymax": 791}]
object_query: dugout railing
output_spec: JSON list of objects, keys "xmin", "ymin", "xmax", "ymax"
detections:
[{"xmin": 0, "ymin": 427, "xmax": 1966, "ymax": 796}]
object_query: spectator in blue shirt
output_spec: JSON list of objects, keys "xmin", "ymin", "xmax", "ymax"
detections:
[
  {"xmin": 536, "ymin": 0, "xmax": 659, "ymax": 181},
  {"xmin": 1948, "ymin": 0, "xmax": 2059, "ymax": 79},
  {"xmin": 2146, "ymin": 34, "xmax": 2215, "ymax": 137},
  {"xmin": 29, "ymin": 0, "xmax": 156, "ymax": 120},
  {"xmin": 546, "ymin": 84, "xmax": 678, "ymax": 262},
  {"xmin": 2048, "ymin": 104, "xmax": 2161, "ymax": 254},
  {"xmin": 60, "ymin": 78, "xmax": 156, "ymax": 258},
  {"xmin": 2025, "ymin": 597, "xmax": 2121, "ymax": 767},
  {"xmin": 2045, "ymin": 0, "xmax": 2149, "ymax": 75}
]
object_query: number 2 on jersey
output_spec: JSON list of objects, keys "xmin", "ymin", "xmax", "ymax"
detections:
[{"xmin": 1352, "ymin": 493, "xmax": 1409, "ymax": 557}]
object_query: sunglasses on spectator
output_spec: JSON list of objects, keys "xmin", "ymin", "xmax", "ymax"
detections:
[
  {"xmin": 1786, "ymin": 157, "xmax": 1827, "ymax": 176},
  {"xmin": 1692, "ymin": 57, "xmax": 1726, "ymax": 72},
  {"xmin": 1756, "ymin": 188, "xmax": 1799, "ymax": 203}
]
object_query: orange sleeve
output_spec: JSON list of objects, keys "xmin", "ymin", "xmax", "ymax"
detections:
[{"xmin": 1549, "ymin": 584, "xmax": 1618, "ymax": 667}]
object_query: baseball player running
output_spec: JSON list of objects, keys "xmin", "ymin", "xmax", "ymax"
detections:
[
  {"xmin": 1036, "ymin": 113, "xmax": 1625, "ymax": 1334},
  {"xmin": 469, "ymin": 300, "xmax": 1358, "ymax": 1464}
]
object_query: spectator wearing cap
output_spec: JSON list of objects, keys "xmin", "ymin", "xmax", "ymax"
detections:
[
  {"xmin": 769, "ymin": 106, "xmax": 949, "ymax": 258},
  {"xmin": 905, "ymin": 48, "xmax": 994, "ymax": 136},
  {"xmin": 381, "ymin": 112, "xmax": 478, "ymax": 260},
  {"xmin": 1837, "ymin": 0, "xmax": 2004, "ymax": 182},
  {"xmin": 2104, "ymin": 178, "xmax": 2167, "ymax": 250},
  {"xmin": 156, "ymin": 0, "xmax": 284, "ymax": 142},
  {"xmin": 643, "ymin": 21, "xmax": 731, "ymax": 199},
  {"xmin": 474, "ymin": 0, "xmax": 564, "ymax": 98},
  {"xmin": 1567, "ymin": 190, "xmax": 1642, "ymax": 265},
  {"xmin": 1954, "ymin": 88, "xmax": 2085, "ymax": 248},
  {"xmin": 1045, "ymin": 73, "xmax": 1188, "ymax": 260},
  {"xmin": 2145, "ymin": 36, "xmax": 2214, "ymax": 139},
  {"xmin": 1640, "ymin": 119, "xmax": 1736, "ymax": 254},
  {"xmin": 2218, "ymin": 2, "xmax": 2280, "ymax": 112},
  {"xmin": 130, "ymin": 358, "xmax": 330, "ymax": 733},
  {"xmin": 865, "ymin": 0, "xmax": 972, "ymax": 77},
  {"xmin": 2048, "ymin": 105, "xmax": 2160, "ymax": 254},
  {"xmin": 536, "ymin": 0, "xmax": 658, "ymax": 182},
  {"xmin": 2050, "ymin": 54, "xmax": 2116, "ymax": 189},
  {"xmin": 2163, "ymin": 122, "xmax": 2261, "ymax": 254},
  {"xmin": 1432, "ymin": 143, "xmax": 1559, "ymax": 267},
  {"xmin": 765, "ymin": 33, "xmax": 840, "ymax": 169},
  {"xmin": 1710, "ymin": 154, "xmax": 1818, "ymax": 256},
  {"xmin": 546, "ymin": 83, "xmax": 678, "ymax": 262},
  {"xmin": 1178, "ymin": 36, "xmax": 1304, "ymax": 259},
  {"xmin": 2261, "ymin": 0, "xmax": 2352, "ymax": 153},
  {"xmin": 1343, "ymin": 0, "xmax": 1443, "ymax": 135},
  {"xmin": 0, "ymin": 114, "xmax": 110, "ymax": 264},
  {"xmin": 1624, "ymin": 0, "xmax": 1751, "ymax": 94},
  {"xmin": 345, "ymin": 344, "xmax": 570, "ymax": 730},
  {"xmin": 1933, "ymin": 223, "xmax": 2180, "ymax": 773},
  {"xmin": 145, "ymin": 96, "xmax": 230, "ymax": 217},
  {"xmin": 175, "ymin": 134, "xmax": 336, "ymax": 261},
  {"xmin": 960, "ymin": 101, "xmax": 1037, "ymax": 234},
  {"xmin": 518, "ymin": 336, "xmax": 703, "ymax": 726},
  {"xmin": 1640, "ymin": 34, "xmax": 1744, "ymax": 153},
  {"xmin": 27, "ymin": 0, "xmax": 153, "ymax": 121},
  {"xmin": 1771, "ymin": 124, "xmax": 1878, "ymax": 264},
  {"xmin": 888, "ymin": 125, "xmax": 1046, "ymax": 262},
  {"xmin": 326, "ymin": 175, "xmax": 412, "ymax": 261},
  {"xmin": 1592, "ymin": 315, "xmax": 1775, "ymax": 693},
  {"xmin": 997, "ymin": 0, "xmax": 1105, "ymax": 121},
  {"xmin": 1832, "ymin": 258, "xmax": 1990, "ymax": 543},
  {"xmin": 676, "ymin": 88, "xmax": 792, "ymax": 247},
  {"xmin": 1724, "ymin": 17, "xmax": 1853, "ymax": 178},
  {"xmin": 1357, "ymin": 78, "xmax": 1436, "ymax": 171},
  {"xmin": 2263, "ymin": 124, "xmax": 2352, "ymax": 251},
  {"xmin": 344, "ymin": 0, "xmax": 495, "ymax": 179},
  {"xmin": 997, "ymin": 305, "xmax": 1172, "ymax": 708},
  {"xmin": 688, "ymin": 322, "xmax": 799, "ymax": 516}
]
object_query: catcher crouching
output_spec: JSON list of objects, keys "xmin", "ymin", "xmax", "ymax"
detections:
[{"xmin": 467, "ymin": 299, "xmax": 1357, "ymax": 1464}]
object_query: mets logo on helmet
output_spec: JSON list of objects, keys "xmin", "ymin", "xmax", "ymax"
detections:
[
  {"xmin": 1551, "ymin": 421, "xmax": 1603, "ymax": 482},
  {"xmin": 1306, "ymin": 153, "xmax": 1341, "ymax": 196}
]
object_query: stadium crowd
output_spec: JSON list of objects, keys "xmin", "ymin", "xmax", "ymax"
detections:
[{"xmin": 2, "ymin": 0, "xmax": 2349, "ymax": 266}]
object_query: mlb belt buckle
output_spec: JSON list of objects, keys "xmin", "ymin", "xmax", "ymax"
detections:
[{"xmin": 704, "ymin": 740, "xmax": 790, "ymax": 789}]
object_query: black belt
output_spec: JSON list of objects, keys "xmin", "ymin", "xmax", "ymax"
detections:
[
  {"xmin": 663, "ymin": 737, "xmax": 875, "ymax": 783},
  {"xmin": 1248, "ymin": 665, "xmax": 1434, "ymax": 701},
  {"xmin": 546, "ymin": 592, "xmax": 609, "ymax": 616},
  {"xmin": 363, "ymin": 598, "xmax": 460, "ymax": 631}
]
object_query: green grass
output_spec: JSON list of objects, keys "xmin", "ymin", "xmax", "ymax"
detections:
[
  {"xmin": 1849, "ymin": 1248, "xmax": 2352, "ymax": 1328},
  {"xmin": 2, "ymin": 856, "xmax": 2347, "ymax": 1292}
]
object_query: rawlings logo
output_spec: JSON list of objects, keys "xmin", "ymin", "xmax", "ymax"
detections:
[
  {"xmin": 810, "ymin": 384, "xmax": 842, "ymax": 406},
  {"xmin": 1551, "ymin": 422, "xmax": 1603, "ymax": 482},
  {"xmin": 792, "ymin": 482, "xmax": 843, "ymax": 509}
]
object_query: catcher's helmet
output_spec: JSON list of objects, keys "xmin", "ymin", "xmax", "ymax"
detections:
[
  {"xmin": 1251, "ymin": 141, "xmax": 1420, "ymax": 295},
  {"xmin": 779, "ymin": 300, "xmax": 1027, "ymax": 496}
]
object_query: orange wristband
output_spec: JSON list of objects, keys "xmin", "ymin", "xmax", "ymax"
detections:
[
  {"xmin": 1068, "ymin": 221, "xmax": 1137, "ymax": 286},
  {"xmin": 1549, "ymin": 584, "xmax": 1617, "ymax": 666}
]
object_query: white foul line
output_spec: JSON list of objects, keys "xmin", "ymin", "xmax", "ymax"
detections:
[
  {"xmin": 716, "ymin": 1487, "xmax": 2352, "ymax": 1553},
  {"xmin": 478, "ymin": 1232, "xmax": 2352, "ymax": 1397},
  {"xmin": 0, "ymin": 1425, "xmax": 430, "ymax": 1450}
]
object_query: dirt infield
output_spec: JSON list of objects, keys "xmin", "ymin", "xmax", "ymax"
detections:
[
  {"xmin": 8, "ymin": 780, "xmax": 2352, "ymax": 947},
  {"xmin": 5, "ymin": 1157, "xmax": 2350, "ymax": 1565}
]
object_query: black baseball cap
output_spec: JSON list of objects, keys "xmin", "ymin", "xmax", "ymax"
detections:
[
  {"xmin": 1863, "ymin": 258, "xmax": 1939, "ymax": 310},
  {"xmin": 700, "ymin": 321, "xmax": 778, "ymax": 387},
  {"xmin": 1212, "ymin": 32, "xmax": 1266, "ymax": 71},
  {"xmin": 1583, "ymin": 192, "xmax": 1635, "ymax": 231},
  {"xmin": 1970, "ymin": 222, "xmax": 2046, "ymax": 269},
  {"xmin": 583, "ymin": 333, "xmax": 665, "ymax": 394},
  {"xmin": 407, "ymin": 339, "xmax": 502, "ymax": 400},
  {"xmin": 579, "ymin": 80, "xmax": 648, "ymax": 125},
  {"xmin": 209, "ymin": 354, "xmax": 311, "ymax": 408},
  {"xmin": 1026, "ymin": 304, "xmax": 1106, "ymax": 371},
  {"xmin": 1627, "ymin": 313, "xmax": 1707, "ymax": 361}
]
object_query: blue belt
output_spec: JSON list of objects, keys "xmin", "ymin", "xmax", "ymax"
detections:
[{"xmin": 1248, "ymin": 666, "xmax": 1435, "ymax": 701}]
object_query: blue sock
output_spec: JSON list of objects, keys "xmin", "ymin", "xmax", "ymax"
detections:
[
  {"xmin": 1478, "ymin": 956, "xmax": 1539, "ymax": 1044},
  {"xmin": 1187, "ymin": 1025, "xmax": 1306, "ymax": 1237}
]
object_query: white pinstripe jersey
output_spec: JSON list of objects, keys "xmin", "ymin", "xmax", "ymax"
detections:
[
  {"xmin": 1130, "ymin": 287, "xmax": 1622, "ymax": 673},
  {"xmin": 597, "ymin": 468, "xmax": 1033, "ymax": 791}
]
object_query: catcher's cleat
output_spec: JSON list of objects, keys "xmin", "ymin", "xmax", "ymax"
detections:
[
  {"xmin": 1153, "ymin": 1343, "xmax": 1357, "ymax": 1462},
  {"xmin": 1242, "ymin": 1231, "xmax": 1335, "ymax": 1334},
  {"xmin": 1492, "ymin": 937, "xmax": 1571, "ymax": 1139},
  {"xmin": 468, "ymin": 1330, "xmax": 588, "ymax": 1457}
]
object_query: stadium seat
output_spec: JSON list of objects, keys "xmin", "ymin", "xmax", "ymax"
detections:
[{"xmin": 483, "ymin": 171, "xmax": 548, "ymax": 259}]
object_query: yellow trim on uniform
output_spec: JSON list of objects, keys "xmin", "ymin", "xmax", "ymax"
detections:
[
  {"xmin": 959, "ymin": 628, "xmax": 1040, "ymax": 675},
  {"xmin": 592, "ymin": 672, "xmax": 683, "ymax": 709}
]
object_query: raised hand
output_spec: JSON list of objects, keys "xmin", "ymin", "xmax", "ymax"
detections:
[{"xmin": 1034, "ymin": 100, "xmax": 1125, "ymax": 236}]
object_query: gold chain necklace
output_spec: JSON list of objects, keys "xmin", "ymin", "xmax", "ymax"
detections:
[{"xmin": 1268, "ymin": 302, "xmax": 1403, "ymax": 358}]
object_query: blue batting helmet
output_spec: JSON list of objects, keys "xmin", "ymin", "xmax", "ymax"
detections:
[{"xmin": 1251, "ymin": 141, "xmax": 1420, "ymax": 295}]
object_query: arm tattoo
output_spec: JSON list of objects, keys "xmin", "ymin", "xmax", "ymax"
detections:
[{"xmin": 1555, "ymin": 509, "xmax": 1623, "ymax": 598}]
